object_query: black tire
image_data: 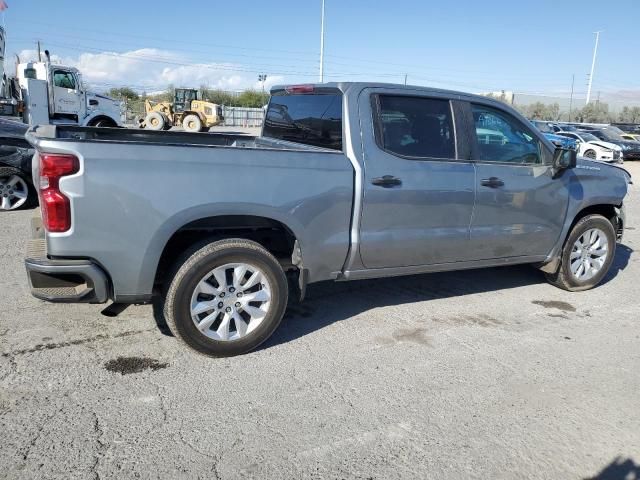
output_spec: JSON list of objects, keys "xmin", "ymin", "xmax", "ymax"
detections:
[
  {"xmin": 545, "ymin": 214, "xmax": 616, "ymax": 292},
  {"xmin": 584, "ymin": 149, "xmax": 597, "ymax": 159},
  {"xmin": 163, "ymin": 239, "xmax": 288, "ymax": 357},
  {"xmin": 92, "ymin": 118, "xmax": 117, "ymax": 128}
]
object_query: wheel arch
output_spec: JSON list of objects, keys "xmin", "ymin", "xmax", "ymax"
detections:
[
  {"xmin": 150, "ymin": 213, "xmax": 305, "ymax": 296},
  {"xmin": 85, "ymin": 114, "xmax": 119, "ymax": 127},
  {"xmin": 539, "ymin": 202, "xmax": 622, "ymax": 274}
]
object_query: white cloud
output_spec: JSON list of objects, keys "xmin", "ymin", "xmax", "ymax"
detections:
[{"xmin": 14, "ymin": 47, "xmax": 286, "ymax": 93}]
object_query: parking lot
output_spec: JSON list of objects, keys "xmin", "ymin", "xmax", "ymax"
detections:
[{"xmin": 0, "ymin": 163, "xmax": 638, "ymax": 479}]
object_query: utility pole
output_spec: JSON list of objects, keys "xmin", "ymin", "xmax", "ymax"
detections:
[
  {"xmin": 404, "ymin": 74, "xmax": 407, "ymax": 85},
  {"xmin": 37, "ymin": 40, "xmax": 42, "ymax": 62},
  {"xmin": 568, "ymin": 74, "xmax": 575, "ymax": 121},
  {"xmin": 319, "ymin": 0, "xmax": 325, "ymax": 83},
  {"xmin": 586, "ymin": 31, "xmax": 601, "ymax": 105}
]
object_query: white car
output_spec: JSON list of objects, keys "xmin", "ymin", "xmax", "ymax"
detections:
[{"xmin": 555, "ymin": 131, "xmax": 623, "ymax": 163}]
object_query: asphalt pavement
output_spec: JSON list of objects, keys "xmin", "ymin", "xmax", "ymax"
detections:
[{"xmin": 1, "ymin": 163, "xmax": 639, "ymax": 479}]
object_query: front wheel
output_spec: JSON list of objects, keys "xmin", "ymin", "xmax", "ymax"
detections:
[
  {"xmin": 584, "ymin": 149, "xmax": 597, "ymax": 159},
  {"xmin": 545, "ymin": 214, "xmax": 616, "ymax": 291},
  {"xmin": 164, "ymin": 239, "xmax": 288, "ymax": 357},
  {"xmin": 182, "ymin": 114, "xmax": 202, "ymax": 133}
]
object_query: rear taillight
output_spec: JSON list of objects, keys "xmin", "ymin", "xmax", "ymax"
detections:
[{"xmin": 39, "ymin": 153, "xmax": 79, "ymax": 233}]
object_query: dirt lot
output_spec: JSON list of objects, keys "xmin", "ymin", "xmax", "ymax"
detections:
[{"xmin": 1, "ymin": 163, "xmax": 639, "ymax": 479}]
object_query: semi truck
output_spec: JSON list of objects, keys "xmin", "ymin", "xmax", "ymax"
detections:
[{"xmin": 0, "ymin": 27, "xmax": 123, "ymax": 127}]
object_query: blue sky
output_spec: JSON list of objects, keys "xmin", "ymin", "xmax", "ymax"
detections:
[{"xmin": 3, "ymin": 0, "xmax": 639, "ymax": 102}]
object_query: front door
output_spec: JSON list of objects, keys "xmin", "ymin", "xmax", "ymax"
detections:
[
  {"xmin": 358, "ymin": 90, "xmax": 476, "ymax": 269},
  {"xmin": 51, "ymin": 69, "xmax": 82, "ymax": 116},
  {"xmin": 467, "ymin": 102, "xmax": 569, "ymax": 260}
]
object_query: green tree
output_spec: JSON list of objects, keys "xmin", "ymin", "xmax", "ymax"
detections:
[
  {"xmin": 236, "ymin": 90, "xmax": 269, "ymax": 108},
  {"xmin": 107, "ymin": 87, "xmax": 139, "ymax": 101},
  {"xmin": 577, "ymin": 102, "xmax": 611, "ymax": 123},
  {"xmin": 618, "ymin": 106, "xmax": 640, "ymax": 123}
]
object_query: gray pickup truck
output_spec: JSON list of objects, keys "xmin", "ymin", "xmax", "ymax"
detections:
[{"xmin": 24, "ymin": 82, "xmax": 631, "ymax": 356}]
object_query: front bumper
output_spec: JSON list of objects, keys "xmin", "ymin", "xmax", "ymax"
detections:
[{"xmin": 25, "ymin": 217, "xmax": 110, "ymax": 303}]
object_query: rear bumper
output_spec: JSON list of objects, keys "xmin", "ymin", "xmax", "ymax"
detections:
[{"xmin": 24, "ymin": 220, "xmax": 110, "ymax": 303}]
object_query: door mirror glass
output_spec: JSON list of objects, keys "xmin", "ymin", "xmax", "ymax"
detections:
[{"xmin": 553, "ymin": 147, "xmax": 577, "ymax": 171}]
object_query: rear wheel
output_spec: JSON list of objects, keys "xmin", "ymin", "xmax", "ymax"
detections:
[
  {"xmin": 584, "ymin": 149, "xmax": 597, "ymax": 159},
  {"xmin": 144, "ymin": 111, "xmax": 165, "ymax": 131},
  {"xmin": 182, "ymin": 114, "xmax": 202, "ymax": 133},
  {"xmin": 0, "ymin": 174, "xmax": 31, "ymax": 211},
  {"xmin": 545, "ymin": 214, "xmax": 616, "ymax": 291},
  {"xmin": 164, "ymin": 239, "xmax": 288, "ymax": 357}
]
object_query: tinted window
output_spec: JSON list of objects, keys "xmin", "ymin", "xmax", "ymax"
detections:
[
  {"xmin": 53, "ymin": 70, "xmax": 76, "ymax": 89},
  {"xmin": 263, "ymin": 93, "xmax": 342, "ymax": 150},
  {"xmin": 472, "ymin": 104, "xmax": 541, "ymax": 164},
  {"xmin": 376, "ymin": 95, "xmax": 455, "ymax": 159}
]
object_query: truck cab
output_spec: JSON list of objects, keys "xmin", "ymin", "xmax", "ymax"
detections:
[{"xmin": 16, "ymin": 61, "xmax": 122, "ymax": 127}]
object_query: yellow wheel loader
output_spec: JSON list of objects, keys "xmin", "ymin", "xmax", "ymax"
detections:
[{"xmin": 139, "ymin": 88, "xmax": 224, "ymax": 132}]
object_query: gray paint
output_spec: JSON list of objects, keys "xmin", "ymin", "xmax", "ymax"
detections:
[{"xmin": 26, "ymin": 82, "xmax": 630, "ymax": 303}]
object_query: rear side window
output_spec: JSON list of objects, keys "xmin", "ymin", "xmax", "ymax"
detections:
[
  {"xmin": 376, "ymin": 95, "xmax": 455, "ymax": 159},
  {"xmin": 263, "ymin": 93, "xmax": 342, "ymax": 150}
]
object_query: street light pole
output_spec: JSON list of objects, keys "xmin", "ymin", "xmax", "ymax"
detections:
[
  {"xmin": 568, "ymin": 74, "xmax": 574, "ymax": 121},
  {"xmin": 586, "ymin": 31, "xmax": 601, "ymax": 105},
  {"xmin": 319, "ymin": 0, "xmax": 325, "ymax": 83}
]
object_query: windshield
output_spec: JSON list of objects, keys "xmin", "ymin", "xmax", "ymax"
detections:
[
  {"xmin": 598, "ymin": 128, "xmax": 626, "ymax": 141},
  {"xmin": 580, "ymin": 132, "xmax": 599, "ymax": 142}
]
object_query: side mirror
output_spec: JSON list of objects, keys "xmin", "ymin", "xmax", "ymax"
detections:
[{"xmin": 553, "ymin": 147, "xmax": 577, "ymax": 172}]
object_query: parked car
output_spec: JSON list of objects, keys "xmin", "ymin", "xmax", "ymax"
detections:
[
  {"xmin": 555, "ymin": 131, "xmax": 623, "ymax": 163},
  {"xmin": 530, "ymin": 120, "xmax": 578, "ymax": 150},
  {"xmin": 578, "ymin": 126, "xmax": 640, "ymax": 161},
  {"xmin": 620, "ymin": 133, "xmax": 640, "ymax": 142},
  {"xmin": 24, "ymin": 82, "xmax": 630, "ymax": 356},
  {"xmin": 0, "ymin": 117, "xmax": 36, "ymax": 211},
  {"xmin": 611, "ymin": 123, "xmax": 640, "ymax": 135}
]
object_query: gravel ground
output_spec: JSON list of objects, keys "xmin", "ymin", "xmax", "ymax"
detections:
[{"xmin": 1, "ymin": 163, "xmax": 639, "ymax": 479}]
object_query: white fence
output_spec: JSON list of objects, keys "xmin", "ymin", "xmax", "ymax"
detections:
[{"xmin": 222, "ymin": 107, "xmax": 265, "ymax": 127}]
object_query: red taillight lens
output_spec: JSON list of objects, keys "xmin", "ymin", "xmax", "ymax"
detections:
[
  {"xmin": 39, "ymin": 153, "xmax": 79, "ymax": 233},
  {"xmin": 285, "ymin": 84, "xmax": 315, "ymax": 94}
]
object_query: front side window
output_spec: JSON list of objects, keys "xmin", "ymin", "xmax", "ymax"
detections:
[
  {"xmin": 376, "ymin": 95, "xmax": 455, "ymax": 159},
  {"xmin": 53, "ymin": 70, "xmax": 76, "ymax": 89},
  {"xmin": 472, "ymin": 104, "xmax": 541, "ymax": 164}
]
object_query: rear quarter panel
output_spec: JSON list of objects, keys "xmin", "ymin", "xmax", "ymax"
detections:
[{"xmin": 42, "ymin": 140, "xmax": 354, "ymax": 299}]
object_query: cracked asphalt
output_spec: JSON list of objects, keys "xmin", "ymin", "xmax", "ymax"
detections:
[{"xmin": 1, "ymin": 163, "xmax": 639, "ymax": 479}]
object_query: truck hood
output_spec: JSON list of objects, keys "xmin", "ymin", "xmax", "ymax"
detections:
[
  {"xmin": 576, "ymin": 157, "xmax": 632, "ymax": 185},
  {"xmin": 86, "ymin": 92, "xmax": 121, "ymax": 109},
  {"xmin": 586, "ymin": 140, "xmax": 621, "ymax": 151}
]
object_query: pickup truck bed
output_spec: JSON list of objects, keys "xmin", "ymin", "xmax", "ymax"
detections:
[{"xmin": 27, "ymin": 123, "xmax": 354, "ymax": 302}]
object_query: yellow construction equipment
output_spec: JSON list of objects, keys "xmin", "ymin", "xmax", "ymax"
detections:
[{"xmin": 140, "ymin": 88, "xmax": 224, "ymax": 132}]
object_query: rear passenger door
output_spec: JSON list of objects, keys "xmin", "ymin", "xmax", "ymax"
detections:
[
  {"xmin": 466, "ymin": 102, "xmax": 569, "ymax": 260},
  {"xmin": 358, "ymin": 89, "xmax": 476, "ymax": 268}
]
